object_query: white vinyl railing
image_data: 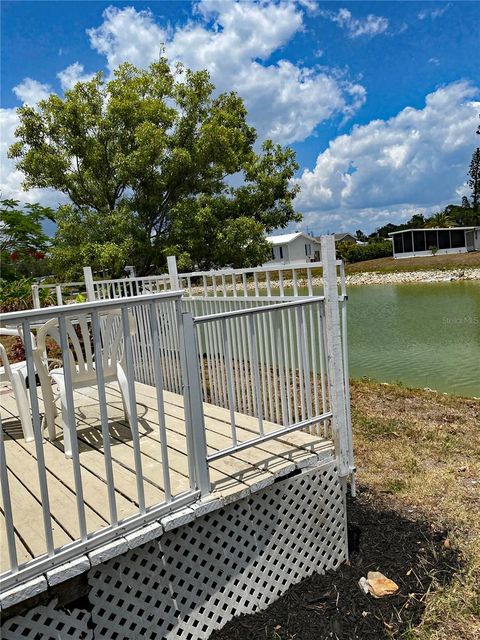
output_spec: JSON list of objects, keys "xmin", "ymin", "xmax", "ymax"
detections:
[
  {"xmin": 0, "ymin": 291, "xmax": 207, "ymax": 589},
  {"xmin": 2, "ymin": 236, "xmax": 353, "ymax": 589},
  {"xmin": 191, "ymin": 298, "xmax": 333, "ymax": 461},
  {"xmin": 185, "ymin": 297, "xmax": 328, "ymax": 429},
  {"xmin": 33, "ymin": 258, "xmax": 347, "ymax": 306}
]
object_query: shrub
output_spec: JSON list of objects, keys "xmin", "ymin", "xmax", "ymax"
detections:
[
  {"xmin": 0, "ymin": 278, "xmax": 55, "ymax": 312},
  {"xmin": 336, "ymin": 240, "xmax": 393, "ymax": 263}
]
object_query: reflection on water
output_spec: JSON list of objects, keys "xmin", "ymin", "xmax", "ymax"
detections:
[{"xmin": 346, "ymin": 281, "xmax": 480, "ymax": 397}]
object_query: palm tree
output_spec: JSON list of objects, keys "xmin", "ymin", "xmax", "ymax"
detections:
[{"xmin": 426, "ymin": 212, "xmax": 455, "ymax": 228}]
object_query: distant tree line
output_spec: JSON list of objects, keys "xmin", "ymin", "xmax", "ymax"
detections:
[{"xmin": 2, "ymin": 67, "xmax": 479, "ymax": 282}]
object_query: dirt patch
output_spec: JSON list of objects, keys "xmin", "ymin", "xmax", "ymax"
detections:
[{"xmin": 212, "ymin": 487, "xmax": 460, "ymax": 640}]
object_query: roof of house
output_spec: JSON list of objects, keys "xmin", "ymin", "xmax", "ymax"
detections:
[
  {"xmin": 334, "ymin": 232, "xmax": 356, "ymax": 241},
  {"xmin": 266, "ymin": 231, "xmax": 319, "ymax": 246},
  {"xmin": 388, "ymin": 226, "xmax": 480, "ymax": 236}
]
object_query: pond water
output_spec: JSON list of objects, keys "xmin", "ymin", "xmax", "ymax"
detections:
[{"xmin": 346, "ymin": 281, "xmax": 480, "ymax": 397}]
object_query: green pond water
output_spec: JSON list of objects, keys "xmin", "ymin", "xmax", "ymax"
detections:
[{"xmin": 346, "ymin": 281, "xmax": 480, "ymax": 397}]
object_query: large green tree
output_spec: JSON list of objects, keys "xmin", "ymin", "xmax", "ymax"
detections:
[{"xmin": 9, "ymin": 60, "xmax": 300, "ymax": 277}]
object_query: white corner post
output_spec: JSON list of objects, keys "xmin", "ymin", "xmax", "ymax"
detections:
[
  {"xmin": 31, "ymin": 284, "xmax": 41, "ymax": 309},
  {"xmin": 178, "ymin": 311, "xmax": 210, "ymax": 497},
  {"xmin": 167, "ymin": 256, "xmax": 180, "ymax": 290},
  {"xmin": 83, "ymin": 266, "xmax": 95, "ymax": 302},
  {"xmin": 320, "ymin": 235, "xmax": 355, "ymax": 493}
]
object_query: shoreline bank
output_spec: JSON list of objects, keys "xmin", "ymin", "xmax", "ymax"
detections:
[
  {"xmin": 190, "ymin": 266, "xmax": 480, "ymax": 294},
  {"xmin": 345, "ymin": 266, "xmax": 480, "ymax": 286}
]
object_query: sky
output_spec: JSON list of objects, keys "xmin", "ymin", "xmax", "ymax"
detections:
[{"xmin": 1, "ymin": 0, "xmax": 479, "ymax": 235}]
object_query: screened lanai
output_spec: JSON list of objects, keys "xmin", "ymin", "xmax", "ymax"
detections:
[{"xmin": 389, "ymin": 226, "xmax": 480, "ymax": 258}]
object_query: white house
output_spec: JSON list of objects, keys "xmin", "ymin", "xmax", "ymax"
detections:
[
  {"xmin": 389, "ymin": 226, "xmax": 480, "ymax": 258},
  {"xmin": 265, "ymin": 232, "xmax": 322, "ymax": 265}
]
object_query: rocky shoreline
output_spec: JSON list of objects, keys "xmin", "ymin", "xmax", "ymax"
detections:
[
  {"xmin": 189, "ymin": 267, "xmax": 480, "ymax": 295},
  {"xmin": 344, "ymin": 267, "xmax": 480, "ymax": 286}
]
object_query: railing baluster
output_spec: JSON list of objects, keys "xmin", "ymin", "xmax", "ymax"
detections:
[
  {"xmin": 287, "ymin": 308, "xmax": 299, "ymax": 423},
  {"xmin": 268, "ymin": 309, "xmax": 280, "ymax": 423},
  {"xmin": 248, "ymin": 315, "xmax": 264, "ymax": 435},
  {"xmin": 22, "ymin": 320, "xmax": 55, "ymax": 555},
  {"xmin": 231, "ymin": 300, "xmax": 242, "ymax": 412},
  {"xmin": 294, "ymin": 269, "xmax": 300, "ymax": 296},
  {"xmin": 318, "ymin": 307, "xmax": 328, "ymax": 432},
  {"xmin": 57, "ymin": 315, "xmax": 88, "ymax": 540},
  {"xmin": 221, "ymin": 318, "xmax": 237, "ymax": 447},
  {"xmin": 149, "ymin": 302, "xmax": 172, "ymax": 502},
  {"xmin": 256, "ymin": 304, "xmax": 269, "ymax": 419},
  {"xmin": 280, "ymin": 307, "xmax": 293, "ymax": 425},
  {"xmin": 121, "ymin": 307, "xmax": 146, "ymax": 513},
  {"xmin": 0, "ymin": 417, "xmax": 18, "ymax": 572},
  {"xmin": 299, "ymin": 306, "xmax": 313, "ymax": 420},
  {"xmin": 240, "ymin": 310, "xmax": 252, "ymax": 414},
  {"xmin": 260, "ymin": 309, "xmax": 273, "ymax": 421},
  {"xmin": 91, "ymin": 310, "xmax": 118, "ymax": 525},
  {"xmin": 307, "ymin": 267, "xmax": 313, "ymax": 296},
  {"xmin": 279, "ymin": 270, "xmax": 285, "ymax": 297},
  {"xmin": 310, "ymin": 304, "xmax": 320, "ymax": 421},
  {"xmin": 266, "ymin": 271, "xmax": 272, "ymax": 296},
  {"xmin": 275, "ymin": 313, "xmax": 288, "ymax": 427}
]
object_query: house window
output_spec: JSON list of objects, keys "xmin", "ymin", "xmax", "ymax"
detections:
[
  {"xmin": 279, "ymin": 246, "xmax": 284, "ymax": 259},
  {"xmin": 305, "ymin": 244, "xmax": 311, "ymax": 256}
]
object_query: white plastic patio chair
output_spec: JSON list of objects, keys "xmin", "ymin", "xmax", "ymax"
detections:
[
  {"xmin": 35, "ymin": 310, "xmax": 135, "ymax": 458},
  {"xmin": 0, "ymin": 328, "xmax": 34, "ymax": 441},
  {"xmin": 0, "ymin": 327, "xmax": 58, "ymax": 442}
]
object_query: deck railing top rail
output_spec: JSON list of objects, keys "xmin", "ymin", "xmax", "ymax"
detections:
[{"xmin": 2, "ymin": 290, "xmax": 184, "ymax": 323}]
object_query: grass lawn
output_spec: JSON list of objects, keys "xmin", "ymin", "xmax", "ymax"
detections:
[
  {"xmin": 214, "ymin": 380, "xmax": 480, "ymax": 640},
  {"xmin": 345, "ymin": 251, "xmax": 480, "ymax": 274}
]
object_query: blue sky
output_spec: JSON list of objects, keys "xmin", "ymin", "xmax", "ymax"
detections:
[{"xmin": 1, "ymin": 1, "xmax": 479, "ymax": 234}]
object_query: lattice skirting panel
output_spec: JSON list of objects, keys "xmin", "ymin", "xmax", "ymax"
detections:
[{"xmin": 2, "ymin": 461, "xmax": 347, "ymax": 640}]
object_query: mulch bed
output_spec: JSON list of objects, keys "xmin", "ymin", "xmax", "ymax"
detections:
[{"xmin": 211, "ymin": 486, "xmax": 461, "ymax": 640}]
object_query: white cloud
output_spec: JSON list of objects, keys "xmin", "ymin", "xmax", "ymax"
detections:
[
  {"xmin": 12, "ymin": 78, "xmax": 50, "ymax": 104},
  {"xmin": 0, "ymin": 108, "xmax": 64, "ymax": 206},
  {"xmin": 86, "ymin": 2, "xmax": 366, "ymax": 144},
  {"xmin": 57, "ymin": 62, "xmax": 95, "ymax": 91},
  {"xmin": 87, "ymin": 6, "xmax": 168, "ymax": 71},
  {"xmin": 4, "ymin": 1, "xmax": 364, "ymax": 205},
  {"xmin": 418, "ymin": 4, "xmax": 450, "ymax": 20},
  {"xmin": 296, "ymin": 82, "xmax": 480, "ymax": 234},
  {"xmin": 321, "ymin": 8, "xmax": 389, "ymax": 38}
]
